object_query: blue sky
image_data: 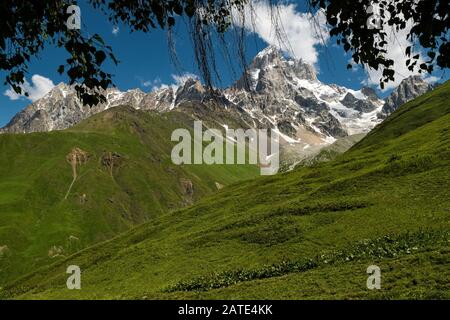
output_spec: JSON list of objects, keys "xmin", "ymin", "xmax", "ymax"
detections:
[{"xmin": 1, "ymin": 0, "xmax": 448, "ymax": 127}]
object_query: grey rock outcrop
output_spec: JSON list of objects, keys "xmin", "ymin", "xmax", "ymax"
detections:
[{"xmin": 379, "ymin": 75, "xmax": 432, "ymax": 118}]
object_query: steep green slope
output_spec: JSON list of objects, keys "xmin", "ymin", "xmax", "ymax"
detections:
[
  {"xmin": 0, "ymin": 106, "xmax": 259, "ymax": 285},
  {"xmin": 1, "ymin": 81, "xmax": 449, "ymax": 300}
]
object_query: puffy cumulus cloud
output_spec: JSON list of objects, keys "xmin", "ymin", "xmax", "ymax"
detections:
[
  {"xmin": 236, "ymin": 0, "xmax": 329, "ymax": 67},
  {"xmin": 4, "ymin": 74, "xmax": 55, "ymax": 102}
]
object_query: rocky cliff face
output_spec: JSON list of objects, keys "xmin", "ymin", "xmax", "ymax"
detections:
[
  {"xmin": 379, "ymin": 75, "xmax": 433, "ymax": 118},
  {"xmin": 0, "ymin": 46, "xmax": 432, "ymax": 153},
  {"xmin": 0, "ymin": 84, "xmax": 145, "ymax": 133}
]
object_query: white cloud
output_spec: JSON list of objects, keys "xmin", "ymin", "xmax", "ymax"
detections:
[
  {"xmin": 4, "ymin": 75, "xmax": 55, "ymax": 102},
  {"xmin": 362, "ymin": 21, "xmax": 424, "ymax": 90},
  {"xmin": 423, "ymin": 76, "xmax": 439, "ymax": 84},
  {"xmin": 112, "ymin": 26, "xmax": 120, "ymax": 35},
  {"xmin": 151, "ymin": 83, "xmax": 170, "ymax": 91},
  {"xmin": 360, "ymin": 2, "xmax": 433, "ymax": 91},
  {"xmin": 142, "ymin": 73, "xmax": 199, "ymax": 92},
  {"xmin": 236, "ymin": 0, "xmax": 329, "ymax": 67},
  {"xmin": 4, "ymin": 89, "xmax": 21, "ymax": 101},
  {"xmin": 140, "ymin": 77, "xmax": 164, "ymax": 90},
  {"xmin": 172, "ymin": 73, "xmax": 199, "ymax": 86}
]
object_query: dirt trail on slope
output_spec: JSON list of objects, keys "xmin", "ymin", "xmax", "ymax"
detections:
[
  {"xmin": 101, "ymin": 152, "xmax": 121, "ymax": 178},
  {"xmin": 64, "ymin": 148, "xmax": 88, "ymax": 200}
]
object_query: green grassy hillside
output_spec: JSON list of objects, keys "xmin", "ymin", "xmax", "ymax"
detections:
[
  {"xmin": 0, "ymin": 106, "xmax": 259, "ymax": 285},
  {"xmin": 1, "ymin": 81, "xmax": 449, "ymax": 300}
]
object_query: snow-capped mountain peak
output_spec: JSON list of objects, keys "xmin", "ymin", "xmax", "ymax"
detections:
[
  {"xmin": 1, "ymin": 46, "xmax": 432, "ymax": 155},
  {"xmin": 253, "ymin": 45, "xmax": 285, "ymax": 68},
  {"xmin": 235, "ymin": 46, "xmax": 317, "ymax": 92}
]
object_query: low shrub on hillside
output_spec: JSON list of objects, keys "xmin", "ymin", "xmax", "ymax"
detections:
[{"xmin": 166, "ymin": 229, "xmax": 449, "ymax": 292}]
